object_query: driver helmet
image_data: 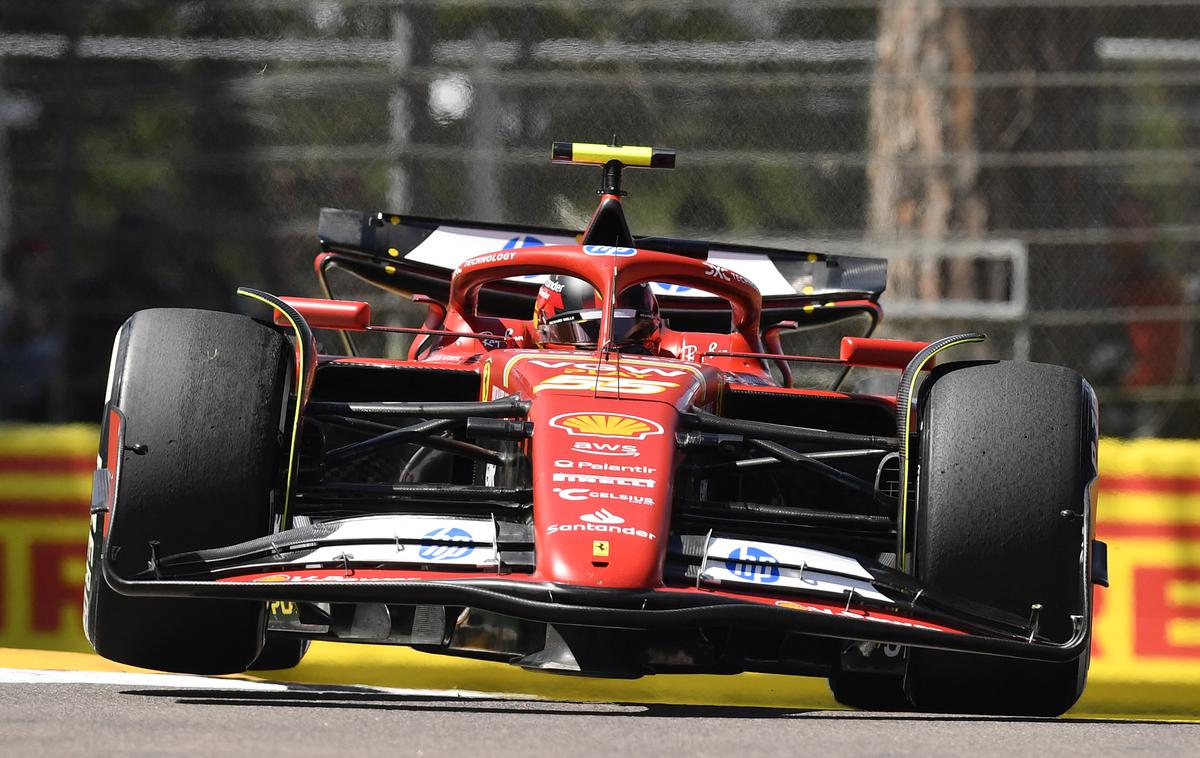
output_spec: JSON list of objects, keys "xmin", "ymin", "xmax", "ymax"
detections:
[{"xmin": 533, "ymin": 275, "xmax": 662, "ymax": 353}]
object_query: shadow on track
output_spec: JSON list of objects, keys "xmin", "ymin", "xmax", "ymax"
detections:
[{"xmin": 126, "ymin": 687, "xmax": 1197, "ymax": 725}]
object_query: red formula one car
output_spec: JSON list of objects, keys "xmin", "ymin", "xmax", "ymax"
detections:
[{"xmin": 84, "ymin": 142, "xmax": 1105, "ymax": 716}]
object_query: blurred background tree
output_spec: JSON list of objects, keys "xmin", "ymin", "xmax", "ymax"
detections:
[{"xmin": 0, "ymin": 0, "xmax": 1197, "ymax": 434}]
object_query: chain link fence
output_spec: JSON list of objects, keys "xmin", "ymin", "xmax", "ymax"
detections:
[{"xmin": 1, "ymin": 1, "xmax": 1198, "ymax": 435}]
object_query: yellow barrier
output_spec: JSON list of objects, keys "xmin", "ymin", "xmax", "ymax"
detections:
[{"xmin": 1, "ymin": 424, "xmax": 1198, "ymax": 716}]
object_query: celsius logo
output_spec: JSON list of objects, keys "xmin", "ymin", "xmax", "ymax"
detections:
[
  {"xmin": 582, "ymin": 245, "xmax": 636, "ymax": 257},
  {"xmin": 580, "ymin": 508, "xmax": 623, "ymax": 525},
  {"xmin": 572, "ymin": 441, "xmax": 638, "ymax": 457},
  {"xmin": 503, "ymin": 235, "xmax": 544, "ymax": 249},
  {"xmin": 725, "ymin": 546, "xmax": 780, "ymax": 584},
  {"xmin": 553, "ymin": 488, "xmax": 655, "ymax": 506},
  {"xmin": 549, "ymin": 412, "xmax": 664, "ymax": 440},
  {"xmin": 419, "ymin": 527, "xmax": 475, "ymax": 561}
]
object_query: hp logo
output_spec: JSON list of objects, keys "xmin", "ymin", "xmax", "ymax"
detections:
[
  {"xmin": 582, "ymin": 245, "xmax": 636, "ymax": 257},
  {"xmin": 419, "ymin": 527, "xmax": 475, "ymax": 561},
  {"xmin": 725, "ymin": 546, "xmax": 780, "ymax": 583}
]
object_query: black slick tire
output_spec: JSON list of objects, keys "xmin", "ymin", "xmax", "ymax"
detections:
[
  {"xmin": 83, "ymin": 308, "xmax": 289, "ymax": 675},
  {"xmin": 904, "ymin": 360, "xmax": 1097, "ymax": 716}
]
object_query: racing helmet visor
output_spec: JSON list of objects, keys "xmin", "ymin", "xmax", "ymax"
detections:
[{"xmin": 543, "ymin": 308, "xmax": 658, "ymax": 347}]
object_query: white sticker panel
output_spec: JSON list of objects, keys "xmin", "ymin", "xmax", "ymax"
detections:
[
  {"xmin": 700, "ymin": 563, "xmax": 892, "ymax": 604},
  {"xmin": 703, "ymin": 537, "xmax": 876, "ymax": 581},
  {"xmin": 403, "ymin": 226, "xmax": 576, "ymax": 268},
  {"xmin": 402, "ymin": 225, "xmax": 798, "ymax": 298},
  {"xmin": 241, "ymin": 543, "xmax": 497, "ymax": 570},
  {"xmin": 320, "ymin": 514, "xmax": 496, "ymax": 545},
  {"xmin": 693, "ymin": 537, "xmax": 893, "ymax": 603},
  {"xmin": 228, "ymin": 515, "xmax": 503, "ymax": 570},
  {"xmin": 707, "ymin": 250, "xmax": 796, "ymax": 297}
]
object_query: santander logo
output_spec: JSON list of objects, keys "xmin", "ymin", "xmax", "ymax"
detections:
[{"xmin": 579, "ymin": 508, "xmax": 624, "ymax": 525}]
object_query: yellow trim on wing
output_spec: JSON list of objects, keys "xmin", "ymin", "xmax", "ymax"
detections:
[
  {"xmin": 479, "ymin": 360, "xmax": 492, "ymax": 402},
  {"xmin": 236, "ymin": 288, "xmax": 303, "ymax": 525},
  {"xmin": 897, "ymin": 335, "xmax": 986, "ymax": 571}
]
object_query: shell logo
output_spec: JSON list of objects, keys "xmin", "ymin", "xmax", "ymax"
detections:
[
  {"xmin": 548, "ymin": 412, "xmax": 665, "ymax": 440},
  {"xmin": 253, "ymin": 574, "xmax": 292, "ymax": 583}
]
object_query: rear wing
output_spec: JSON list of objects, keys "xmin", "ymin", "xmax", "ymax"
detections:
[{"xmin": 316, "ymin": 208, "xmax": 887, "ymax": 320}]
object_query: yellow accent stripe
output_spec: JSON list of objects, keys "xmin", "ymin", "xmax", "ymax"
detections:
[
  {"xmin": 568, "ymin": 143, "xmax": 655, "ymax": 166},
  {"xmin": 479, "ymin": 361, "xmax": 492, "ymax": 402},
  {"xmin": 1098, "ymin": 492, "xmax": 1200, "ymax": 525},
  {"xmin": 0, "ymin": 424, "xmax": 96, "ymax": 457},
  {"xmin": 897, "ymin": 335, "xmax": 986, "ymax": 570},
  {"xmin": 0, "ymin": 474, "xmax": 91, "ymax": 502},
  {"xmin": 1099, "ymin": 437, "xmax": 1200, "ymax": 477},
  {"xmin": 236, "ymin": 289, "xmax": 303, "ymax": 524}
]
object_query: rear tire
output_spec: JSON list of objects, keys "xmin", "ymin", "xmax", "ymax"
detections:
[
  {"xmin": 84, "ymin": 308, "xmax": 289, "ymax": 675},
  {"xmin": 904, "ymin": 360, "xmax": 1096, "ymax": 716}
]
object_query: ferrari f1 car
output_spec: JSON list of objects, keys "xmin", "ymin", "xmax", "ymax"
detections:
[{"xmin": 84, "ymin": 142, "xmax": 1105, "ymax": 716}]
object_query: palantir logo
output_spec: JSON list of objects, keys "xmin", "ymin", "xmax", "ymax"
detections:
[
  {"xmin": 725, "ymin": 546, "xmax": 780, "ymax": 583},
  {"xmin": 419, "ymin": 527, "xmax": 475, "ymax": 561}
]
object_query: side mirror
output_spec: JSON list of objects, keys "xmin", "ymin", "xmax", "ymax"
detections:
[
  {"xmin": 274, "ymin": 297, "xmax": 371, "ymax": 331},
  {"xmin": 840, "ymin": 337, "xmax": 931, "ymax": 371}
]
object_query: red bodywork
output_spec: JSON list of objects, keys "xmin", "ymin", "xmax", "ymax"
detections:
[
  {"xmin": 278, "ymin": 239, "xmax": 924, "ymax": 593},
  {"xmin": 92, "ymin": 150, "xmax": 1095, "ymax": 685}
]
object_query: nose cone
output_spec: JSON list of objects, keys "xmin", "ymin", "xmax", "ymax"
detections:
[{"xmin": 528, "ymin": 396, "xmax": 677, "ymax": 588}]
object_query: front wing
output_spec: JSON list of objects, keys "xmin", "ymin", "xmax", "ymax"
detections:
[{"xmin": 98, "ymin": 507, "xmax": 1090, "ymax": 663}]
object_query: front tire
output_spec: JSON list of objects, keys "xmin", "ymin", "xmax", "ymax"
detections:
[
  {"xmin": 904, "ymin": 360, "xmax": 1096, "ymax": 716},
  {"xmin": 84, "ymin": 308, "xmax": 289, "ymax": 675}
]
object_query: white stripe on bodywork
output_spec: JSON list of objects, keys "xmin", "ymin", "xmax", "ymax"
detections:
[
  {"xmin": 401, "ymin": 226, "xmax": 797, "ymax": 297},
  {"xmin": 704, "ymin": 250, "xmax": 795, "ymax": 297},
  {"xmin": 703, "ymin": 538, "xmax": 875, "ymax": 580},
  {"xmin": 700, "ymin": 564, "xmax": 892, "ymax": 604},
  {"xmin": 228, "ymin": 515, "xmax": 502, "ymax": 570},
  {"xmin": 696, "ymin": 537, "xmax": 893, "ymax": 603},
  {"xmin": 318, "ymin": 515, "xmax": 495, "ymax": 543},
  {"xmin": 236, "ymin": 543, "xmax": 498, "ymax": 571},
  {"xmin": 404, "ymin": 226, "xmax": 576, "ymax": 269}
]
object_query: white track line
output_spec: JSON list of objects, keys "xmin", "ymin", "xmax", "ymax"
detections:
[
  {"xmin": 0, "ymin": 668, "xmax": 287, "ymax": 689},
  {"xmin": 0, "ymin": 667, "xmax": 537, "ymax": 700}
]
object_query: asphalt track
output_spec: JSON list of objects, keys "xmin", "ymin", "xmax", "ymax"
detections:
[
  {"xmin": 4, "ymin": 671, "xmax": 1198, "ymax": 757},
  {"xmin": 3, "ymin": 665, "xmax": 1199, "ymax": 756}
]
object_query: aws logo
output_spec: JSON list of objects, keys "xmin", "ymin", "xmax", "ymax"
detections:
[
  {"xmin": 572, "ymin": 441, "xmax": 638, "ymax": 457},
  {"xmin": 549, "ymin": 412, "xmax": 664, "ymax": 440}
]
